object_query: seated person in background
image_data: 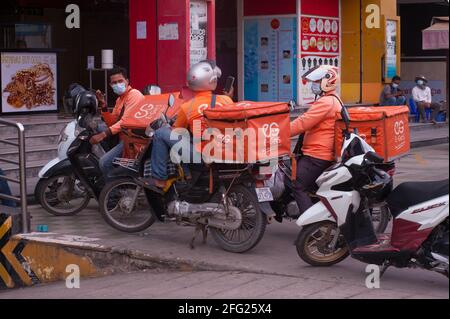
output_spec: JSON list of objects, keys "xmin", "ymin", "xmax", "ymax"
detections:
[
  {"xmin": 379, "ymin": 75, "xmax": 406, "ymax": 106},
  {"xmin": 412, "ymin": 75, "xmax": 442, "ymax": 124}
]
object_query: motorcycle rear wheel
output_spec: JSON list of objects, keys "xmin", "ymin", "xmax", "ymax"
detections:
[
  {"xmin": 296, "ymin": 221, "xmax": 349, "ymax": 266},
  {"xmin": 99, "ymin": 177, "xmax": 156, "ymax": 233},
  {"xmin": 35, "ymin": 174, "xmax": 91, "ymax": 216},
  {"xmin": 209, "ymin": 185, "xmax": 267, "ymax": 253}
]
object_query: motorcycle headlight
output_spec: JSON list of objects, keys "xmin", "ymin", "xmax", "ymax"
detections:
[{"xmin": 145, "ymin": 126, "xmax": 155, "ymax": 138}]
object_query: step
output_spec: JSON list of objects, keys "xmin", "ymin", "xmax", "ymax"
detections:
[
  {"xmin": 1, "ymin": 159, "xmax": 49, "ymax": 180},
  {"xmin": 409, "ymin": 122, "xmax": 448, "ymax": 132},
  {"xmin": 0, "ymin": 144, "xmax": 58, "ymax": 162},
  {"xmin": 1, "ymin": 132, "xmax": 60, "ymax": 147},
  {"xmin": 0, "ymin": 115, "xmax": 71, "ymax": 136}
]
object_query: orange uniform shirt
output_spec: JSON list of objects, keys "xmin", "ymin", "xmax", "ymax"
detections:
[
  {"xmin": 290, "ymin": 91, "xmax": 342, "ymax": 161},
  {"xmin": 173, "ymin": 91, "xmax": 233, "ymax": 133},
  {"xmin": 101, "ymin": 86, "xmax": 144, "ymax": 135}
]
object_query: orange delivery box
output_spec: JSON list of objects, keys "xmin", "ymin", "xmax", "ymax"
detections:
[
  {"xmin": 335, "ymin": 105, "xmax": 410, "ymax": 161},
  {"xmin": 202, "ymin": 101, "xmax": 291, "ymax": 163},
  {"xmin": 120, "ymin": 92, "xmax": 184, "ymax": 158}
]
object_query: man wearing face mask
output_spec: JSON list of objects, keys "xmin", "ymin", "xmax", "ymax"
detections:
[
  {"xmin": 140, "ymin": 60, "xmax": 233, "ymax": 189},
  {"xmin": 412, "ymin": 75, "xmax": 441, "ymax": 124},
  {"xmin": 379, "ymin": 75, "xmax": 406, "ymax": 106},
  {"xmin": 290, "ymin": 65, "xmax": 342, "ymax": 215},
  {"xmin": 90, "ymin": 67, "xmax": 144, "ymax": 173}
]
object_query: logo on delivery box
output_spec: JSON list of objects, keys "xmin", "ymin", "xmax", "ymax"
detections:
[{"xmin": 393, "ymin": 120, "xmax": 406, "ymax": 150}]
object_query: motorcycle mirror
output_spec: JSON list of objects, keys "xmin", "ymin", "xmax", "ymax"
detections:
[{"xmin": 168, "ymin": 94, "xmax": 175, "ymax": 108}]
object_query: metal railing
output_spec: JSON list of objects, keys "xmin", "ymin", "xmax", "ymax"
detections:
[{"xmin": 0, "ymin": 118, "xmax": 29, "ymax": 233}]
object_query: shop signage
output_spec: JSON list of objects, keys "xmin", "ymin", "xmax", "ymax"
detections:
[
  {"xmin": 190, "ymin": 0, "xmax": 208, "ymax": 66},
  {"xmin": 385, "ymin": 20, "xmax": 398, "ymax": 80},
  {"xmin": 1, "ymin": 52, "xmax": 58, "ymax": 114}
]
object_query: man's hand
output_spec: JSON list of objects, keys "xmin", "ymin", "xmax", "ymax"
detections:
[
  {"xmin": 96, "ymin": 90, "xmax": 106, "ymax": 109},
  {"xmin": 89, "ymin": 132, "xmax": 107, "ymax": 145}
]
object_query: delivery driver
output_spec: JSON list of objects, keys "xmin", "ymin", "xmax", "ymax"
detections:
[
  {"xmin": 89, "ymin": 67, "xmax": 144, "ymax": 173},
  {"xmin": 141, "ymin": 60, "xmax": 233, "ymax": 189},
  {"xmin": 290, "ymin": 65, "xmax": 342, "ymax": 215}
]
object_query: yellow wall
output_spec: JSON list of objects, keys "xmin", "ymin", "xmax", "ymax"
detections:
[{"xmin": 341, "ymin": 0, "xmax": 400, "ymax": 104}]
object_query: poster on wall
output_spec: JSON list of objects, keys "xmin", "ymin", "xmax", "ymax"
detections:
[
  {"xmin": 1, "ymin": 52, "xmax": 58, "ymax": 113},
  {"xmin": 190, "ymin": 0, "xmax": 208, "ymax": 66},
  {"xmin": 385, "ymin": 20, "xmax": 397, "ymax": 80},
  {"xmin": 244, "ymin": 17, "xmax": 297, "ymax": 102},
  {"xmin": 299, "ymin": 15, "xmax": 340, "ymax": 105}
]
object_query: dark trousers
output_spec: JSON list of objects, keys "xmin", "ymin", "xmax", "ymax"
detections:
[
  {"xmin": 416, "ymin": 101, "xmax": 441, "ymax": 122},
  {"xmin": 293, "ymin": 155, "xmax": 332, "ymax": 215},
  {"xmin": 0, "ymin": 168, "xmax": 16, "ymax": 207}
]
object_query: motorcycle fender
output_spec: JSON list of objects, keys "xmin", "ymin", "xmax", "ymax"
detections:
[
  {"xmin": 38, "ymin": 158, "xmax": 73, "ymax": 178},
  {"xmin": 296, "ymin": 201, "xmax": 335, "ymax": 227}
]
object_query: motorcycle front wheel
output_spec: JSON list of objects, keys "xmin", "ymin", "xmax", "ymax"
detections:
[
  {"xmin": 99, "ymin": 177, "xmax": 156, "ymax": 233},
  {"xmin": 296, "ymin": 221, "xmax": 349, "ymax": 267},
  {"xmin": 209, "ymin": 185, "xmax": 267, "ymax": 253},
  {"xmin": 35, "ymin": 174, "xmax": 91, "ymax": 216}
]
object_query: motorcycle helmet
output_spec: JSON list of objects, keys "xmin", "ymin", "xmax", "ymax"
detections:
[
  {"xmin": 187, "ymin": 60, "xmax": 222, "ymax": 92},
  {"xmin": 73, "ymin": 90, "xmax": 98, "ymax": 118},
  {"xmin": 63, "ymin": 83, "xmax": 86, "ymax": 114},
  {"xmin": 302, "ymin": 65, "xmax": 339, "ymax": 94}
]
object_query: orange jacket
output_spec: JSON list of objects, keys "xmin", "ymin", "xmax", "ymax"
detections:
[
  {"xmin": 290, "ymin": 91, "xmax": 342, "ymax": 161},
  {"xmin": 101, "ymin": 86, "xmax": 144, "ymax": 135},
  {"xmin": 173, "ymin": 91, "xmax": 233, "ymax": 133}
]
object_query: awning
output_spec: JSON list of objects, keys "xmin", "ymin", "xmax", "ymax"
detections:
[{"xmin": 422, "ymin": 16, "xmax": 449, "ymax": 50}]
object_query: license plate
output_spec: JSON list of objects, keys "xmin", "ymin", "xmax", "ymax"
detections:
[{"xmin": 255, "ymin": 187, "xmax": 274, "ymax": 203}]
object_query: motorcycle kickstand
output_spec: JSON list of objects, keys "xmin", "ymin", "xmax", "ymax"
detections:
[
  {"xmin": 189, "ymin": 224, "xmax": 208, "ymax": 250},
  {"xmin": 380, "ymin": 261, "xmax": 390, "ymax": 278}
]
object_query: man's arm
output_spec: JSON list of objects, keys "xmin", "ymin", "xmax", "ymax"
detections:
[
  {"xmin": 290, "ymin": 98, "xmax": 334, "ymax": 136},
  {"xmin": 172, "ymin": 106, "xmax": 189, "ymax": 129},
  {"xmin": 382, "ymin": 85, "xmax": 394, "ymax": 99},
  {"xmin": 425, "ymin": 87, "xmax": 432, "ymax": 104},
  {"xmin": 412, "ymin": 87, "xmax": 420, "ymax": 102}
]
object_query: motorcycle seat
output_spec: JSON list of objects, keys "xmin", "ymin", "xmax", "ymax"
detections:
[{"xmin": 386, "ymin": 179, "xmax": 449, "ymax": 217}]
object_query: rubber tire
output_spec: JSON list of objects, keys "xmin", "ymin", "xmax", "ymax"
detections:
[
  {"xmin": 35, "ymin": 175, "xmax": 90, "ymax": 216},
  {"xmin": 296, "ymin": 221, "xmax": 350, "ymax": 267},
  {"xmin": 210, "ymin": 185, "xmax": 267, "ymax": 253},
  {"xmin": 373, "ymin": 205, "xmax": 390, "ymax": 234},
  {"xmin": 99, "ymin": 177, "xmax": 156, "ymax": 233}
]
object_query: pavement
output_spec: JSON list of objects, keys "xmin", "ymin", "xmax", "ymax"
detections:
[{"xmin": 0, "ymin": 144, "xmax": 448, "ymax": 299}]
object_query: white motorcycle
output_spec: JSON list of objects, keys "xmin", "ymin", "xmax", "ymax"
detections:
[{"xmin": 295, "ymin": 107, "xmax": 449, "ymax": 278}]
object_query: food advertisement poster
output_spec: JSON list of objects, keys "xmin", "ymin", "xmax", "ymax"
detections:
[
  {"xmin": 385, "ymin": 20, "xmax": 398, "ymax": 80},
  {"xmin": 299, "ymin": 15, "xmax": 340, "ymax": 105},
  {"xmin": 190, "ymin": 0, "xmax": 208, "ymax": 66},
  {"xmin": 1, "ymin": 52, "xmax": 57, "ymax": 113},
  {"xmin": 244, "ymin": 17, "xmax": 297, "ymax": 102}
]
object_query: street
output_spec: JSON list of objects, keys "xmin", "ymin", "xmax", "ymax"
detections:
[{"xmin": 0, "ymin": 144, "xmax": 448, "ymax": 299}]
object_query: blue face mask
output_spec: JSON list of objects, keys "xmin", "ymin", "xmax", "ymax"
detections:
[
  {"xmin": 417, "ymin": 80, "xmax": 424, "ymax": 86},
  {"xmin": 311, "ymin": 82, "xmax": 322, "ymax": 95},
  {"xmin": 112, "ymin": 83, "xmax": 127, "ymax": 96}
]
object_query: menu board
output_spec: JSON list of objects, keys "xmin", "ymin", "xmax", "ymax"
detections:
[
  {"xmin": 244, "ymin": 17, "xmax": 297, "ymax": 102},
  {"xmin": 299, "ymin": 15, "xmax": 340, "ymax": 105},
  {"xmin": 190, "ymin": 0, "xmax": 208, "ymax": 66},
  {"xmin": 1, "ymin": 52, "xmax": 58, "ymax": 113}
]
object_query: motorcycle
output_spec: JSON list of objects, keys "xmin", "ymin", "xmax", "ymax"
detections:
[
  {"xmin": 35, "ymin": 85, "xmax": 164, "ymax": 216},
  {"xmin": 35, "ymin": 89, "xmax": 108, "ymax": 216},
  {"xmin": 267, "ymin": 134, "xmax": 391, "ymax": 234},
  {"xmin": 98, "ymin": 94, "xmax": 274, "ymax": 253},
  {"xmin": 295, "ymin": 107, "xmax": 449, "ymax": 278}
]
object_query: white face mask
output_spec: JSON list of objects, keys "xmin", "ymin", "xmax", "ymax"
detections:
[
  {"xmin": 417, "ymin": 80, "xmax": 425, "ymax": 86},
  {"xmin": 311, "ymin": 82, "xmax": 322, "ymax": 95},
  {"xmin": 112, "ymin": 82, "xmax": 127, "ymax": 96},
  {"xmin": 392, "ymin": 83, "xmax": 399, "ymax": 88}
]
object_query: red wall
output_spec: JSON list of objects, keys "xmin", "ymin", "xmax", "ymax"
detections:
[
  {"xmin": 129, "ymin": 0, "xmax": 157, "ymax": 91},
  {"xmin": 244, "ymin": 0, "xmax": 296, "ymax": 16},
  {"xmin": 301, "ymin": 0, "xmax": 339, "ymax": 17}
]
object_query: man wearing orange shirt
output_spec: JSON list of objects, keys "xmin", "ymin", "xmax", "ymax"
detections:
[
  {"xmin": 290, "ymin": 65, "xmax": 342, "ymax": 215},
  {"xmin": 89, "ymin": 67, "xmax": 144, "ymax": 173},
  {"xmin": 143, "ymin": 61, "xmax": 233, "ymax": 189}
]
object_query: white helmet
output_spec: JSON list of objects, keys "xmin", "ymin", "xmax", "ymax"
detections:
[
  {"xmin": 187, "ymin": 60, "xmax": 222, "ymax": 92},
  {"xmin": 303, "ymin": 65, "xmax": 339, "ymax": 94}
]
